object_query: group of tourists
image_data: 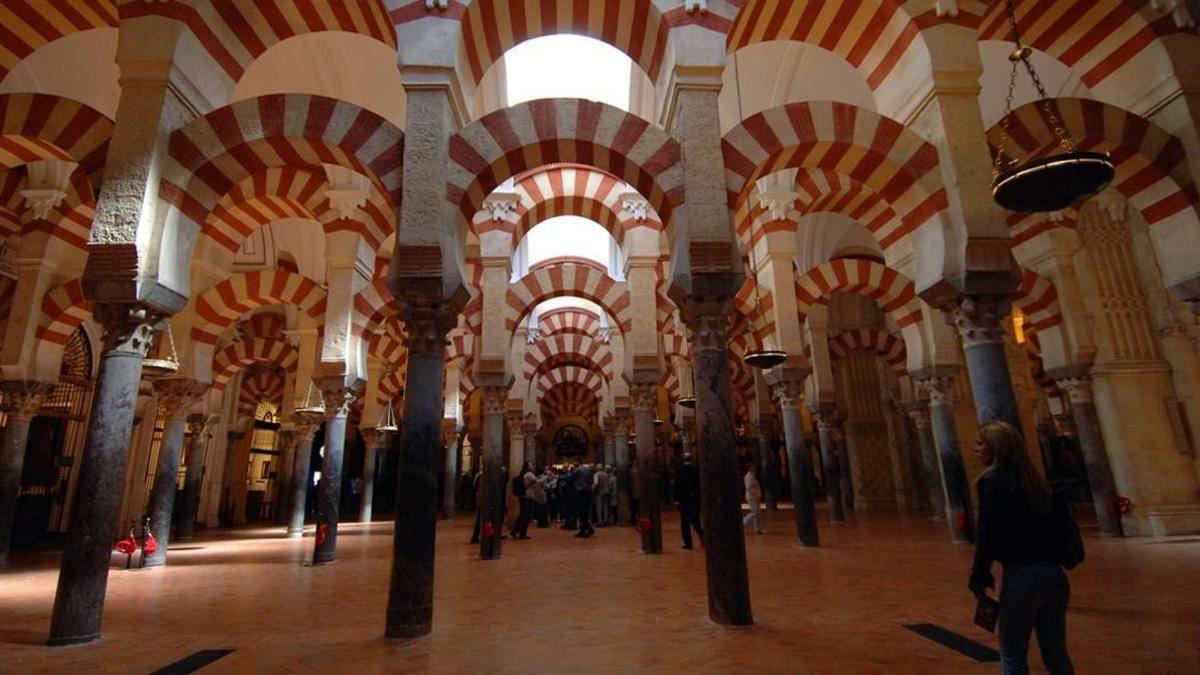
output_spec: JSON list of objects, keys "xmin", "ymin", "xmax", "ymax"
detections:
[{"xmin": 511, "ymin": 461, "xmax": 619, "ymax": 538}]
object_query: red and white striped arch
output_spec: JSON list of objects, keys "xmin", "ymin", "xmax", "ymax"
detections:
[
  {"xmin": 212, "ymin": 337, "xmax": 298, "ymax": 391},
  {"xmin": 0, "ymin": 93, "xmax": 113, "ymax": 182},
  {"xmin": 726, "ymin": 0, "xmax": 955, "ymax": 92},
  {"xmin": 377, "ymin": 363, "xmax": 408, "ymax": 408},
  {"xmin": 828, "ymin": 328, "xmax": 907, "ymax": 377},
  {"xmin": 237, "ymin": 365, "xmax": 286, "ymax": 420},
  {"xmin": 353, "ymin": 278, "xmax": 400, "ymax": 336},
  {"xmin": 538, "ymin": 307, "xmax": 602, "ymax": 339},
  {"xmin": 121, "ymin": 0, "xmax": 395, "ymax": 84},
  {"xmin": 662, "ymin": 329, "xmax": 690, "ymax": 362},
  {"xmin": 978, "ymin": 0, "xmax": 1188, "ymax": 93},
  {"xmin": 447, "ymin": 99, "xmax": 684, "ymax": 233},
  {"xmin": 539, "ymin": 382, "xmax": 599, "ymax": 426},
  {"xmin": 525, "ymin": 333, "xmax": 614, "ymax": 379},
  {"xmin": 36, "ymin": 278, "xmax": 90, "ymax": 345},
  {"xmin": 535, "ymin": 364, "xmax": 605, "ymax": 397},
  {"xmin": 0, "ymin": 169, "xmax": 96, "ymax": 250},
  {"xmin": 445, "ymin": 0, "xmax": 671, "ymax": 87},
  {"xmin": 1012, "ymin": 268, "xmax": 1063, "ymax": 334},
  {"xmin": 476, "ymin": 163, "xmax": 662, "ymax": 247},
  {"xmin": 161, "ymin": 95, "xmax": 403, "ymax": 247},
  {"xmin": 0, "ymin": 1, "xmax": 117, "ymax": 81},
  {"xmin": 506, "ymin": 261, "xmax": 632, "ymax": 332},
  {"xmin": 722, "ymin": 102, "xmax": 948, "ymax": 236},
  {"xmin": 794, "ymin": 258, "xmax": 922, "ymax": 328},
  {"xmin": 988, "ymin": 98, "xmax": 1198, "ymax": 231},
  {"xmin": 191, "ymin": 270, "xmax": 328, "ymax": 345},
  {"xmin": 203, "ymin": 166, "xmax": 394, "ymax": 254}
]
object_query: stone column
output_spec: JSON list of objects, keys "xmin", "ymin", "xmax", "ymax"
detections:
[
  {"xmin": 773, "ymin": 382, "xmax": 818, "ymax": 547},
  {"xmin": 360, "ymin": 428, "xmax": 383, "ymax": 524},
  {"xmin": 613, "ymin": 414, "xmax": 632, "ymax": 525},
  {"xmin": 143, "ymin": 379, "xmax": 206, "ymax": 567},
  {"xmin": 1057, "ymin": 375, "xmax": 1123, "ymax": 536},
  {"xmin": 812, "ymin": 408, "xmax": 845, "ymax": 522},
  {"xmin": 834, "ymin": 423, "xmax": 855, "ymax": 513},
  {"xmin": 881, "ymin": 403, "xmax": 914, "ymax": 511},
  {"xmin": 631, "ymin": 383, "xmax": 661, "ymax": 553},
  {"xmin": 523, "ymin": 420, "xmax": 538, "ymax": 466},
  {"xmin": 920, "ymin": 376, "xmax": 975, "ymax": 543},
  {"xmin": 0, "ymin": 381, "xmax": 53, "ymax": 568},
  {"xmin": 602, "ymin": 423, "xmax": 616, "ymax": 466},
  {"xmin": 684, "ymin": 296, "xmax": 753, "ymax": 626},
  {"xmin": 385, "ymin": 302, "xmax": 453, "ymax": 639},
  {"xmin": 478, "ymin": 386, "xmax": 507, "ymax": 560},
  {"xmin": 440, "ymin": 420, "xmax": 459, "ymax": 520},
  {"xmin": 286, "ymin": 417, "xmax": 321, "ymax": 538},
  {"xmin": 48, "ymin": 307, "xmax": 157, "ymax": 646},
  {"xmin": 907, "ymin": 404, "xmax": 946, "ymax": 520},
  {"xmin": 175, "ymin": 413, "xmax": 214, "ymax": 542},
  {"xmin": 952, "ymin": 296, "xmax": 1023, "ymax": 429},
  {"xmin": 271, "ymin": 428, "xmax": 296, "ymax": 528},
  {"xmin": 312, "ymin": 383, "xmax": 358, "ymax": 565},
  {"xmin": 756, "ymin": 421, "xmax": 781, "ymax": 511}
]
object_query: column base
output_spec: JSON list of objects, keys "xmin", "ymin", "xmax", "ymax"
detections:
[
  {"xmin": 47, "ymin": 632, "xmax": 100, "ymax": 647},
  {"xmin": 286, "ymin": 529, "xmax": 304, "ymax": 539},
  {"xmin": 385, "ymin": 618, "xmax": 432, "ymax": 639},
  {"xmin": 312, "ymin": 553, "xmax": 336, "ymax": 565},
  {"xmin": 1121, "ymin": 504, "xmax": 1200, "ymax": 537}
]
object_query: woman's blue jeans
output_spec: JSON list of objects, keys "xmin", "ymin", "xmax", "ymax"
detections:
[{"xmin": 998, "ymin": 563, "xmax": 1074, "ymax": 675}]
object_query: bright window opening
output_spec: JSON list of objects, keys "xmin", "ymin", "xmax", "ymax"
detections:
[{"xmin": 505, "ymin": 35, "xmax": 631, "ymax": 110}]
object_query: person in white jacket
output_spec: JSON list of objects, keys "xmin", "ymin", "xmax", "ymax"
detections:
[{"xmin": 743, "ymin": 465, "xmax": 764, "ymax": 534}]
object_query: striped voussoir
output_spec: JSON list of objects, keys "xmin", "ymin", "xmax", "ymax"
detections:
[
  {"xmin": 661, "ymin": 330, "xmax": 690, "ymax": 361},
  {"xmin": 1005, "ymin": 208, "xmax": 1079, "ymax": 247},
  {"xmin": 192, "ymin": 270, "xmax": 328, "ymax": 345},
  {"xmin": 978, "ymin": 0, "xmax": 1187, "ymax": 94},
  {"xmin": 354, "ymin": 279, "xmax": 401, "ymax": 336},
  {"xmin": 506, "ymin": 261, "xmax": 632, "ymax": 332},
  {"xmin": 120, "ymin": 0, "xmax": 395, "ymax": 84},
  {"xmin": 212, "ymin": 337, "xmax": 299, "ymax": 391},
  {"xmin": 725, "ymin": 0, "xmax": 976, "ymax": 92},
  {"xmin": 377, "ymin": 359, "xmax": 409, "ymax": 406},
  {"xmin": 450, "ymin": 0, "xmax": 670, "ymax": 86},
  {"xmin": 537, "ymin": 307, "xmax": 602, "ymax": 340},
  {"xmin": 539, "ymin": 381, "xmax": 600, "ymax": 425},
  {"xmin": 237, "ymin": 366, "xmax": 285, "ymax": 418},
  {"xmin": 0, "ymin": 93, "xmax": 113, "ymax": 183},
  {"xmin": 732, "ymin": 277, "xmax": 775, "ymax": 344},
  {"xmin": 203, "ymin": 166, "xmax": 394, "ymax": 255},
  {"xmin": 525, "ymin": 333, "xmax": 614, "ymax": 380},
  {"xmin": 989, "ymin": 98, "xmax": 1198, "ymax": 229},
  {"xmin": 721, "ymin": 101, "xmax": 946, "ymax": 230},
  {"xmin": 368, "ymin": 316, "xmax": 407, "ymax": 365},
  {"xmin": 1012, "ymin": 268, "xmax": 1063, "ymax": 334},
  {"xmin": 0, "ymin": 169, "xmax": 96, "ymax": 250},
  {"xmin": 161, "ymin": 94, "xmax": 403, "ymax": 237},
  {"xmin": 536, "ymin": 364, "xmax": 604, "ymax": 398},
  {"xmin": 828, "ymin": 328, "xmax": 907, "ymax": 377},
  {"xmin": 0, "ymin": 0, "xmax": 117, "ymax": 81},
  {"xmin": 793, "ymin": 258, "xmax": 922, "ymax": 328},
  {"xmin": 447, "ymin": 99, "xmax": 683, "ymax": 234},
  {"xmin": 447, "ymin": 330, "xmax": 474, "ymax": 363},
  {"xmin": 659, "ymin": 370, "xmax": 680, "ymax": 401},
  {"xmin": 37, "ymin": 278, "xmax": 90, "ymax": 345}
]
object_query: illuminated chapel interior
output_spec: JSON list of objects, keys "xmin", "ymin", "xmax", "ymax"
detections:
[{"xmin": 1, "ymin": 0, "xmax": 1199, "ymax": 670}]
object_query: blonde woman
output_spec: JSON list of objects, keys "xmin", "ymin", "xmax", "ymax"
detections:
[{"xmin": 969, "ymin": 421, "xmax": 1082, "ymax": 675}]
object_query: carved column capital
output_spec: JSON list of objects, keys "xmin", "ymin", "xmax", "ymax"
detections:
[
  {"xmin": 398, "ymin": 298, "xmax": 458, "ymax": 355},
  {"xmin": 0, "ymin": 380, "xmax": 55, "ymax": 423},
  {"xmin": 770, "ymin": 379, "xmax": 804, "ymax": 411},
  {"xmin": 293, "ymin": 415, "xmax": 322, "ymax": 441},
  {"xmin": 480, "ymin": 386, "xmax": 508, "ymax": 416},
  {"xmin": 153, "ymin": 379, "xmax": 207, "ymax": 421},
  {"xmin": 361, "ymin": 427, "xmax": 384, "ymax": 448},
  {"xmin": 612, "ymin": 414, "xmax": 632, "ymax": 435},
  {"xmin": 186, "ymin": 412, "xmax": 216, "ymax": 438},
  {"xmin": 683, "ymin": 310, "xmax": 730, "ymax": 353},
  {"xmin": 629, "ymin": 383, "xmax": 656, "ymax": 412},
  {"xmin": 918, "ymin": 376, "xmax": 956, "ymax": 407},
  {"xmin": 320, "ymin": 384, "xmax": 359, "ymax": 420},
  {"xmin": 277, "ymin": 429, "xmax": 299, "ymax": 453},
  {"xmin": 906, "ymin": 403, "xmax": 931, "ymax": 429},
  {"xmin": 950, "ymin": 295, "xmax": 1011, "ymax": 347},
  {"xmin": 1055, "ymin": 376, "xmax": 1094, "ymax": 405},
  {"xmin": 811, "ymin": 407, "xmax": 843, "ymax": 430},
  {"xmin": 93, "ymin": 304, "xmax": 163, "ymax": 356}
]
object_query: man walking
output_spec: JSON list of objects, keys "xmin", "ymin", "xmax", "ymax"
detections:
[{"xmin": 673, "ymin": 453, "xmax": 703, "ymax": 549}]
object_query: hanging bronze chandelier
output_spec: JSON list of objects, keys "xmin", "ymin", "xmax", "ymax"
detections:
[{"xmin": 990, "ymin": 0, "xmax": 1114, "ymax": 213}]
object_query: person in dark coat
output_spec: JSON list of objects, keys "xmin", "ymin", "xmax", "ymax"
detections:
[
  {"xmin": 673, "ymin": 452, "xmax": 703, "ymax": 549},
  {"xmin": 573, "ymin": 463, "xmax": 596, "ymax": 537}
]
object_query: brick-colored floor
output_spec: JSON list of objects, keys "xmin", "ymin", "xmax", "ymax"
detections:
[{"xmin": 1, "ymin": 508, "xmax": 1198, "ymax": 673}]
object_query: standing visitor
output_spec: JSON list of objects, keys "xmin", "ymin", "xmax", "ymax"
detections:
[
  {"xmin": 573, "ymin": 463, "xmax": 596, "ymax": 537},
  {"xmin": 608, "ymin": 465, "xmax": 620, "ymax": 525},
  {"xmin": 593, "ymin": 464, "xmax": 611, "ymax": 525},
  {"xmin": 510, "ymin": 462, "xmax": 533, "ymax": 540},
  {"xmin": 560, "ymin": 464, "xmax": 578, "ymax": 530},
  {"xmin": 969, "ymin": 421, "xmax": 1081, "ymax": 675},
  {"xmin": 742, "ymin": 464, "xmax": 764, "ymax": 534},
  {"xmin": 531, "ymin": 467, "xmax": 549, "ymax": 528},
  {"xmin": 673, "ymin": 453, "xmax": 703, "ymax": 549}
]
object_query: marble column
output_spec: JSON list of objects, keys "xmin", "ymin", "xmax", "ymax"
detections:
[
  {"xmin": 360, "ymin": 428, "xmax": 383, "ymax": 524},
  {"xmin": 685, "ymin": 298, "xmax": 753, "ymax": 626},
  {"xmin": 440, "ymin": 419, "xmax": 459, "ymax": 520},
  {"xmin": 143, "ymin": 379, "xmax": 206, "ymax": 567},
  {"xmin": 312, "ymin": 383, "xmax": 358, "ymax": 565},
  {"xmin": 176, "ymin": 414, "xmax": 214, "ymax": 541},
  {"xmin": 631, "ymin": 383, "xmax": 661, "ymax": 553},
  {"xmin": 812, "ymin": 408, "xmax": 845, "ymax": 522},
  {"xmin": 1057, "ymin": 376, "xmax": 1123, "ymax": 536},
  {"xmin": 756, "ymin": 422, "xmax": 781, "ymax": 511},
  {"xmin": 952, "ymin": 296, "xmax": 1023, "ymax": 429},
  {"xmin": 774, "ymin": 382, "xmax": 818, "ymax": 547},
  {"xmin": 286, "ymin": 417, "xmax": 321, "ymax": 538},
  {"xmin": 602, "ymin": 424, "xmax": 616, "ymax": 466},
  {"xmin": 271, "ymin": 429, "xmax": 296, "ymax": 527},
  {"xmin": 0, "ymin": 380, "xmax": 54, "ymax": 568},
  {"xmin": 907, "ymin": 404, "xmax": 946, "ymax": 520},
  {"xmin": 614, "ymin": 416, "xmax": 632, "ymax": 525},
  {"xmin": 881, "ymin": 404, "xmax": 915, "ymax": 511},
  {"xmin": 921, "ymin": 377, "xmax": 975, "ymax": 543},
  {"xmin": 385, "ymin": 302, "xmax": 452, "ymax": 639},
  {"xmin": 48, "ymin": 307, "xmax": 157, "ymax": 646},
  {"xmin": 834, "ymin": 424, "xmax": 855, "ymax": 513},
  {"xmin": 523, "ymin": 420, "xmax": 538, "ymax": 467},
  {"xmin": 478, "ymin": 386, "xmax": 506, "ymax": 560}
]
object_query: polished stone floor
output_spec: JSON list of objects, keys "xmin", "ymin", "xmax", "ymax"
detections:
[{"xmin": 1, "ymin": 507, "xmax": 1198, "ymax": 674}]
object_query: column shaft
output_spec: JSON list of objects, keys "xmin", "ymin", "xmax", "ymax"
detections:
[
  {"xmin": 954, "ymin": 298, "xmax": 1023, "ymax": 429},
  {"xmin": 926, "ymin": 383, "xmax": 974, "ymax": 543},
  {"xmin": 287, "ymin": 425, "xmax": 318, "ymax": 537},
  {"xmin": 614, "ymin": 427, "xmax": 632, "ymax": 525},
  {"xmin": 142, "ymin": 415, "xmax": 187, "ymax": 567},
  {"xmin": 910, "ymin": 409, "xmax": 946, "ymax": 519},
  {"xmin": 779, "ymin": 401, "xmax": 818, "ymax": 546},
  {"xmin": 440, "ymin": 427, "xmax": 459, "ymax": 520},
  {"xmin": 815, "ymin": 413, "xmax": 845, "ymax": 522},
  {"xmin": 313, "ymin": 400, "xmax": 351, "ymax": 564},
  {"xmin": 478, "ymin": 388, "xmax": 505, "ymax": 560},
  {"xmin": 0, "ymin": 380, "xmax": 51, "ymax": 568},
  {"xmin": 632, "ymin": 398, "xmax": 661, "ymax": 553},
  {"xmin": 360, "ymin": 434, "xmax": 380, "ymax": 524},
  {"xmin": 835, "ymin": 428, "xmax": 855, "ymax": 512},
  {"xmin": 176, "ymin": 418, "xmax": 209, "ymax": 542},
  {"xmin": 1060, "ymin": 378, "xmax": 1122, "ymax": 536},
  {"xmin": 48, "ymin": 312, "xmax": 154, "ymax": 646},
  {"xmin": 757, "ymin": 427, "xmax": 780, "ymax": 511}
]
